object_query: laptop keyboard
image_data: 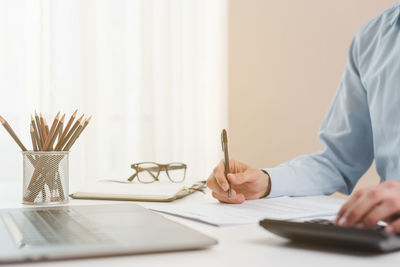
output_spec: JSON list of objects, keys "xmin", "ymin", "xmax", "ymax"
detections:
[{"xmin": 1, "ymin": 208, "xmax": 111, "ymax": 248}]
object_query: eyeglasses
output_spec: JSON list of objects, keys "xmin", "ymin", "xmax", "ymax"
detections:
[{"xmin": 128, "ymin": 162, "xmax": 187, "ymax": 183}]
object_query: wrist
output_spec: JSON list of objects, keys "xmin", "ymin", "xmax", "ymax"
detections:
[{"xmin": 260, "ymin": 169, "xmax": 271, "ymax": 198}]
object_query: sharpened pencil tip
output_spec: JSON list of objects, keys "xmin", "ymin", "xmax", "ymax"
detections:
[
  {"xmin": 30, "ymin": 125, "xmax": 34, "ymax": 132},
  {"xmin": 72, "ymin": 110, "xmax": 78, "ymax": 117},
  {"xmin": 77, "ymin": 114, "xmax": 85, "ymax": 122},
  {"xmin": 86, "ymin": 116, "xmax": 92, "ymax": 123},
  {"xmin": 55, "ymin": 112, "xmax": 60, "ymax": 119},
  {"xmin": 60, "ymin": 114, "xmax": 66, "ymax": 123},
  {"xmin": 0, "ymin": 115, "xmax": 5, "ymax": 124}
]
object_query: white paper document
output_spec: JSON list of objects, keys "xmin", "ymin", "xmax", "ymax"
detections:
[
  {"xmin": 150, "ymin": 195, "xmax": 346, "ymax": 226},
  {"xmin": 71, "ymin": 180, "xmax": 189, "ymax": 201}
]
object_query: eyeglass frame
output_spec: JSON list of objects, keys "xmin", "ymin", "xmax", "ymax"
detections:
[{"xmin": 128, "ymin": 162, "xmax": 187, "ymax": 183}]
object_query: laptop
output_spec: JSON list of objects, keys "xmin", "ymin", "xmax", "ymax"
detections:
[{"xmin": 0, "ymin": 203, "xmax": 217, "ymax": 263}]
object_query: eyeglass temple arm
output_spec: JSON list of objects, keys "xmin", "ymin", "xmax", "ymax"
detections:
[
  {"xmin": 147, "ymin": 170, "xmax": 159, "ymax": 180},
  {"xmin": 127, "ymin": 172, "xmax": 138, "ymax": 182}
]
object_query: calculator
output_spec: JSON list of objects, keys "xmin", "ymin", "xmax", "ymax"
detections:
[{"xmin": 259, "ymin": 218, "xmax": 400, "ymax": 252}]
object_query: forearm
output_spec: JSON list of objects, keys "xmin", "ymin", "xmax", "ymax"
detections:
[{"xmin": 264, "ymin": 152, "xmax": 349, "ymax": 198}]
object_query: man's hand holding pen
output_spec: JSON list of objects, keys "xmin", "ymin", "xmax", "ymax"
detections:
[{"xmin": 206, "ymin": 159, "xmax": 271, "ymax": 204}]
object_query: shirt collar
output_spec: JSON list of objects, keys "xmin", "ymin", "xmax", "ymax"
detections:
[{"xmin": 390, "ymin": 4, "xmax": 400, "ymax": 26}]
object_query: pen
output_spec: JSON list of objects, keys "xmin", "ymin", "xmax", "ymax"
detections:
[{"xmin": 221, "ymin": 129, "xmax": 231, "ymax": 198}]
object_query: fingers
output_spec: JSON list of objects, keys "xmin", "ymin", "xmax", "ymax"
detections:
[
  {"xmin": 335, "ymin": 187, "xmax": 370, "ymax": 225},
  {"xmin": 386, "ymin": 218, "xmax": 400, "ymax": 235},
  {"xmin": 335, "ymin": 181, "xmax": 400, "ymax": 228},
  {"xmin": 208, "ymin": 175, "xmax": 243, "ymax": 202},
  {"xmin": 227, "ymin": 173, "xmax": 249, "ymax": 185},
  {"xmin": 339, "ymin": 188, "xmax": 385, "ymax": 226},
  {"xmin": 362, "ymin": 197, "xmax": 400, "ymax": 228},
  {"xmin": 212, "ymin": 160, "xmax": 229, "ymax": 192},
  {"xmin": 228, "ymin": 159, "xmax": 248, "ymax": 173},
  {"xmin": 206, "ymin": 159, "xmax": 252, "ymax": 203},
  {"xmin": 207, "ymin": 159, "xmax": 250, "ymax": 192},
  {"xmin": 212, "ymin": 189, "xmax": 245, "ymax": 204},
  {"xmin": 206, "ymin": 175, "xmax": 230, "ymax": 196},
  {"xmin": 335, "ymin": 189, "xmax": 364, "ymax": 224},
  {"xmin": 227, "ymin": 168, "xmax": 264, "ymax": 185}
]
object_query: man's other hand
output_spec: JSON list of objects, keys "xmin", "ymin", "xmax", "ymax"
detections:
[
  {"xmin": 335, "ymin": 180, "xmax": 400, "ymax": 234},
  {"xmin": 206, "ymin": 159, "xmax": 271, "ymax": 204}
]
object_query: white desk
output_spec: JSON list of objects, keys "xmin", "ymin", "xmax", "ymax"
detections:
[{"xmin": 1, "ymin": 183, "xmax": 400, "ymax": 267}]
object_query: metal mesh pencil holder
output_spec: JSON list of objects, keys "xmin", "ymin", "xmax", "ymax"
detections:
[{"xmin": 22, "ymin": 151, "xmax": 69, "ymax": 205}]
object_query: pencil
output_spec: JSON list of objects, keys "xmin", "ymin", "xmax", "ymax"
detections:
[
  {"xmin": 30, "ymin": 115, "xmax": 41, "ymax": 150},
  {"xmin": 64, "ymin": 116, "xmax": 92, "ymax": 151},
  {"xmin": 64, "ymin": 116, "xmax": 91, "ymax": 151},
  {"xmin": 30, "ymin": 125, "xmax": 38, "ymax": 151},
  {"xmin": 57, "ymin": 114, "xmax": 64, "ymax": 142},
  {"xmin": 78, "ymin": 116, "xmax": 91, "ymax": 137},
  {"xmin": 43, "ymin": 112, "xmax": 60, "ymax": 151},
  {"xmin": 0, "ymin": 115, "xmax": 27, "ymax": 151},
  {"xmin": 40, "ymin": 114, "xmax": 47, "ymax": 143},
  {"xmin": 48, "ymin": 114, "xmax": 65, "ymax": 150},
  {"xmin": 55, "ymin": 110, "xmax": 77, "ymax": 150},
  {"xmin": 55, "ymin": 114, "xmax": 84, "ymax": 151},
  {"xmin": 34, "ymin": 111, "xmax": 44, "ymax": 149},
  {"xmin": 0, "ymin": 116, "xmax": 37, "ymax": 170},
  {"xmin": 63, "ymin": 120, "xmax": 84, "ymax": 151},
  {"xmin": 44, "ymin": 119, "xmax": 49, "ymax": 136}
]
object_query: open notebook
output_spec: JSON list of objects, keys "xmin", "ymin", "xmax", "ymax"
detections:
[{"xmin": 70, "ymin": 180, "xmax": 206, "ymax": 202}]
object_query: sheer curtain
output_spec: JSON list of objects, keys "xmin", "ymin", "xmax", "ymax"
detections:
[{"xmin": 0, "ymin": 0, "xmax": 227, "ymax": 189}]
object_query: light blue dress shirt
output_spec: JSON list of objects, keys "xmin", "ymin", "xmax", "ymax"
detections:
[{"xmin": 265, "ymin": 3, "xmax": 400, "ymax": 198}]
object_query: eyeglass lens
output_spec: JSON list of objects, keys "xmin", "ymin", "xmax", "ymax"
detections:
[
  {"xmin": 136, "ymin": 163, "xmax": 160, "ymax": 183},
  {"xmin": 166, "ymin": 163, "xmax": 186, "ymax": 183}
]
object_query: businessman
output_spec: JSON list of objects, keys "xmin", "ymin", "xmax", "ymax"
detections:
[{"xmin": 207, "ymin": 3, "xmax": 400, "ymax": 234}]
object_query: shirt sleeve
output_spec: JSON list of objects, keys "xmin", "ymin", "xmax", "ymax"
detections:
[{"xmin": 264, "ymin": 36, "xmax": 374, "ymax": 198}]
